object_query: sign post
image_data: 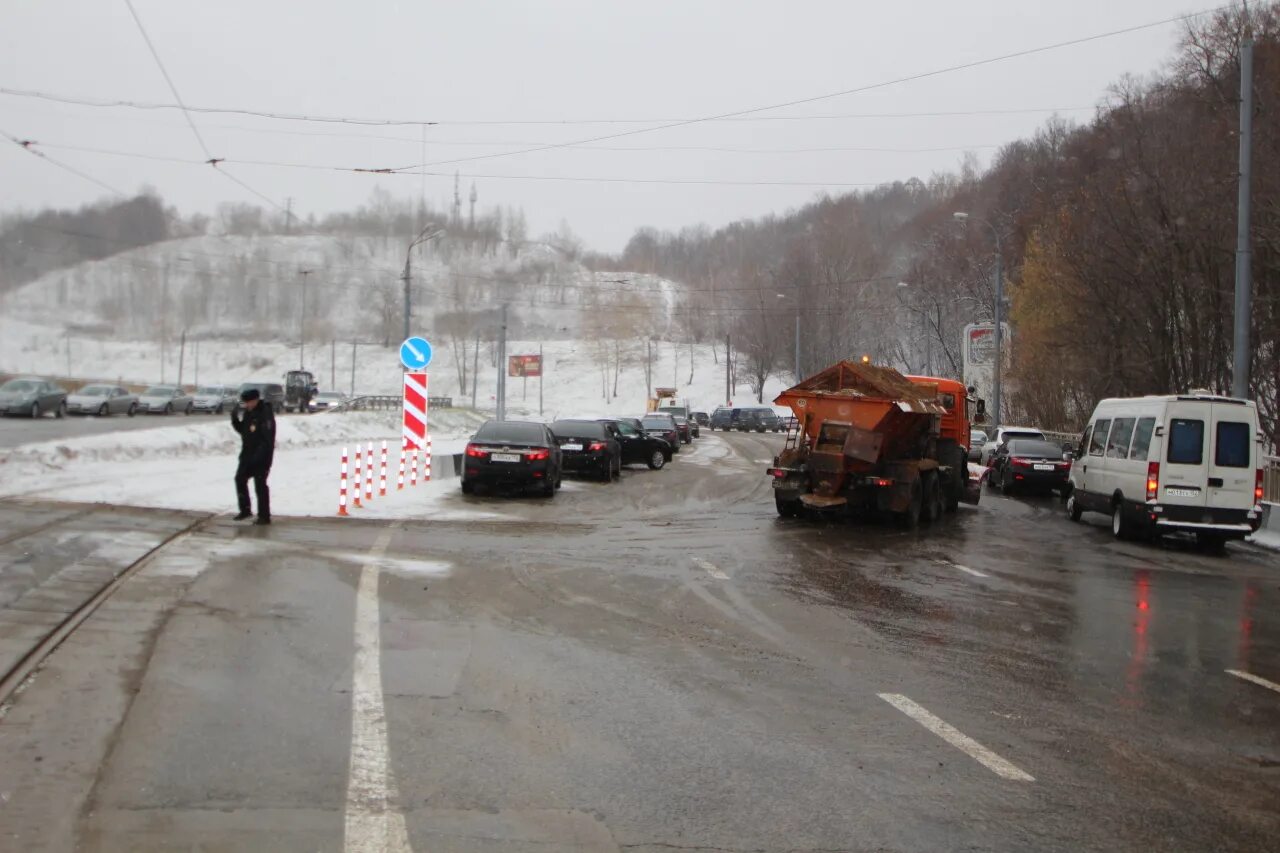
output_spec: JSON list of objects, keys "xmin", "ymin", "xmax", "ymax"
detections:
[
  {"xmin": 400, "ymin": 336, "xmax": 432, "ymax": 461},
  {"xmin": 508, "ymin": 353, "xmax": 543, "ymax": 411},
  {"xmin": 961, "ymin": 322, "xmax": 1010, "ymax": 421}
]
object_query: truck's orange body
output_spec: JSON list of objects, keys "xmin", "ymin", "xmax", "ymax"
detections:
[{"xmin": 770, "ymin": 361, "xmax": 981, "ymax": 522}]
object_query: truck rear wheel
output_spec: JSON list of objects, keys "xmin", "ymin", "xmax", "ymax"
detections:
[
  {"xmin": 899, "ymin": 479, "xmax": 923, "ymax": 529},
  {"xmin": 938, "ymin": 439, "xmax": 965, "ymax": 513},
  {"xmin": 921, "ymin": 472, "xmax": 944, "ymax": 524}
]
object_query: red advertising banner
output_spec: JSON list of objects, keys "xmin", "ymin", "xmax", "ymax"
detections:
[{"xmin": 508, "ymin": 354, "xmax": 542, "ymax": 377}]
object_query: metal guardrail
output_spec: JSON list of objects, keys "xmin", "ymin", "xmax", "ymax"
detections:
[
  {"xmin": 327, "ymin": 394, "xmax": 455, "ymax": 413},
  {"xmin": 1265, "ymin": 455, "xmax": 1280, "ymax": 504}
]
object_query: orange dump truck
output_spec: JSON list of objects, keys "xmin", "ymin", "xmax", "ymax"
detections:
[{"xmin": 769, "ymin": 360, "xmax": 983, "ymax": 524}]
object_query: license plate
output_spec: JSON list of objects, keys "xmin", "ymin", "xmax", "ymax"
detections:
[
  {"xmin": 1033, "ymin": 464, "xmax": 1054, "ymax": 471},
  {"xmin": 491, "ymin": 453, "xmax": 521, "ymax": 463},
  {"xmin": 561, "ymin": 443, "xmax": 583, "ymax": 451},
  {"xmin": 1166, "ymin": 487, "xmax": 1198, "ymax": 498}
]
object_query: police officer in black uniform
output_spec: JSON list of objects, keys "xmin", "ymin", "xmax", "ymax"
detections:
[{"xmin": 231, "ymin": 387, "xmax": 275, "ymax": 524}]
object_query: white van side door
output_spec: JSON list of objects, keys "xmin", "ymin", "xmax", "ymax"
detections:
[
  {"xmin": 1206, "ymin": 403, "xmax": 1256, "ymax": 511},
  {"xmin": 1160, "ymin": 402, "xmax": 1211, "ymax": 508}
]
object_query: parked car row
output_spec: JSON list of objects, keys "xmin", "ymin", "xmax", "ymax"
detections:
[
  {"xmin": 707, "ymin": 406, "xmax": 790, "ymax": 433},
  {"xmin": 1, "ymin": 375, "xmax": 347, "ymax": 419},
  {"xmin": 462, "ymin": 410, "xmax": 701, "ymax": 498}
]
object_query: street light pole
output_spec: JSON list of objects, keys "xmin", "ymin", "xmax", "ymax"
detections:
[
  {"xmin": 1233, "ymin": 31, "xmax": 1254, "ymax": 399},
  {"xmin": 954, "ymin": 212, "xmax": 1003, "ymax": 433},
  {"xmin": 402, "ymin": 225, "xmax": 446, "ymax": 343},
  {"xmin": 298, "ymin": 269, "xmax": 311, "ymax": 370}
]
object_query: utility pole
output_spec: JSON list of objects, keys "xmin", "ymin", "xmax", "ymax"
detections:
[
  {"xmin": 403, "ymin": 225, "xmax": 445, "ymax": 343},
  {"xmin": 954, "ymin": 211, "xmax": 1003, "ymax": 432},
  {"xmin": 794, "ymin": 311, "xmax": 801, "ymax": 381},
  {"xmin": 539, "ymin": 342, "xmax": 543, "ymax": 416},
  {"xmin": 65, "ymin": 334, "xmax": 71, "ymax": 379},
  {"xmin": 298, "ymin": 269, "xmax": 311, "ymax": 370},
  {"xmin": 496, "ymin": 304, "xmax": 508, "ymax": 420},
  {"xmin": 992, "ymin": 252, "xmax": 1004, "ymax": 432},
  {"xmin": 177, "ymin": 329, "xmax": 186, "ymax": 386},
  {"xmin": 331, "ymin": 339, "xmax": 336, "ymax": 389},
  {"xmin": 725, "ymin": 333, "xmax": 731, "ymax": 405},
  {"xmin": 1233, "ymin": 30, "xmax": 1254, "ymax": 399},
  {"xmin": 284, "ymin": 197, "xmax": 294, "ymax": 235},
  {"xmin": 194, "ymin": 339, "xmax": 199, "ymax": 385}
]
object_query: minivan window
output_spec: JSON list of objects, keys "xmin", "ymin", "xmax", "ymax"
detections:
[
  {"xmin": 1128, "ymin": 417, "xmax": 1156, "ymax": 461},
  {"xmin": 1107, "ymin": 417, "xmax": 1135, "ymax": 459},
  {"xmin": 1089, "ymin": 419, "xmax": 1111, "ymax": 456},
  {"xmin": 1166, "ymin": 418, "xmax": 1204, "ymax": 465},
  {"xmin": 1215, "ymin": 421, "xmax": 1251, "ymax": 468}
]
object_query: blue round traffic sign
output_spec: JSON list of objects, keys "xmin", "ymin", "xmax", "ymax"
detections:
[{"xmin": 399, "ymin": 336, "xmax": 432, "ymax": 370}]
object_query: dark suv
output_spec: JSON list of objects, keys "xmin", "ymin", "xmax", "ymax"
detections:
[
  {"xmin": 462, "ymin": 420, "xmax": 562, "ymax": 496},
  {"xmin": 237, "ymin": 382, "xmax": 285, "ymax": 412},
  {"xmin": 709, "ymin": 407, "xmax": 737, "ymax": 431},
  {"xmin": 737, "ymin": 407, "xmax": 780, "ymax": 432}
]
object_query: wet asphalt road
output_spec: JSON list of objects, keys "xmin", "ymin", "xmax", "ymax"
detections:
[
  {"xmin": 0, "ymin": 409, "xmax": 223, "ymax": 449},
  {"xmin": 0, "ymin": 430, "xmax": 1277, "ymax": 852}
]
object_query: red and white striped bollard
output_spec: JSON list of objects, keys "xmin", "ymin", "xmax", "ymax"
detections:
[
  {"xmin": 338, "ymin": 446, "xmax": 349, "ymax": 516},
  {"xmin": 379, "ymin": 440, "xmax": 387, "ymax": 497},
  {"xmin": 352, "ymin": 444, "xmax": 363, "ymax": 508}
]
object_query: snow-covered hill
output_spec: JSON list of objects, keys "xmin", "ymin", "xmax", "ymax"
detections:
[
  {"xmin": 0, "ymin": 233, "xmax": 685, "ymax": 342},
  {"xmin": 0, "ymin": 232, "xmax": 791, "ymax": 417}
]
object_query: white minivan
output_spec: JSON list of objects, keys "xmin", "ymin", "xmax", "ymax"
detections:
[{"xmin": 1065, "ymin": 393, "xmax": 1264, "ymax": 548}]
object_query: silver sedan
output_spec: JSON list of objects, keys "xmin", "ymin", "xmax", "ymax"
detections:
[
  {"xmin": 136, "ymin": 385, "xmax": 195, "ymax": 415},
  {"xmin": 65, "ymin": 384, "xmax": 139, "ymax": 417}
]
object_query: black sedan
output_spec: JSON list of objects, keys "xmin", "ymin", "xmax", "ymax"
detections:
[
  {"xmin": 550, "ymin": 419, "xmax": 621, "ymax": 482},
  {"xmin": 462, "ymin": 420, "xmax": 562, "ymax": 497},
  {"xmin": 599, "ymin": 418, "xmax": 674, "ymax": 469},
  {"xmin": 989, "ymin": 438, "xmax": 1072, "ymax": 496},
  {"xmin": 640, "ymin": 413, "xmax": 681, "ymax": 453}
]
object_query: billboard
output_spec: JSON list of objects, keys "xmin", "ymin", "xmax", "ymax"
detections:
[
  {"xmin": 962, "ymin": 323, "xmax": 1011, "ymax": 407},
  {"xmin": 508, "ymin": 354, "xmax": 542, "ymax": 377}
]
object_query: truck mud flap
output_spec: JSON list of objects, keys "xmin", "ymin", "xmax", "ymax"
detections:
[{"xmin": 800, "ymin": 494, "xmax": 848, "ymax": 509}]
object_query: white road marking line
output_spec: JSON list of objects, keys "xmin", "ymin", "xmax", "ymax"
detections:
[
  {"xmin": 344, "ymin": 527, "xmax": 411, "ymax": 853},
  {"xmin": 936, "ymin": 559, "xmax": 988, "ymax": 578},
  {"xmin": 692, "ymin": 557, "xmax": 729, "ymax": 580},
  {"xmin": 951, "ymin": 563, "xmax": 989, "ymax": 578},
  {"xmin": 1226, "ymin": 669, "xmax": 1280, "ymax": 695},
  {"xmin": 877, "ymin": 693, "xmax": 1035, "ymax": 782}
]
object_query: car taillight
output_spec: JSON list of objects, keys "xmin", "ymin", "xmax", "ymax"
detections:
[
  {"xmin": 1010, "ymin": 457, "xmax": 1030, "ymax": 467},
  {"xmin": 770, "ymin": 468, "xmax": 786, "ymax": 478},
  {"xmin": 1146, "ymin": 461, "xmax": 1159, "ymax": 501},
  {"xmin": 874, "ymin": 478, "xmax": 892, "ymax": 487},
  {"xmin": 588, "ymin": 441, "xmax": 606, "ymax": 451},
  {"xmin": 1257, "ymin": 468, "xmax": 1265, "ymax": 503},
  {"xmin": 526, "ymin": 448, "xmax": 550, "ymax": 461},
  {"xmin": 465, "ymin": 444, "xmax": 487, "ymax": 458}
]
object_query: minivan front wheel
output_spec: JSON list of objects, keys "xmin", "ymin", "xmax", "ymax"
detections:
[{"xmin": 1066, "ymin": 491, "xmax": 1083, "ymax": 522}]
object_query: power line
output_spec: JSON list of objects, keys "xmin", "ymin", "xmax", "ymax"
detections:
[
  {"xmin": 121, "ymin": 0, "xmax": 213, "ymax": 161},
  {"xmin": 393, "ymin": 5, "xmax": 1227, "ymax": 172},
  {"xmin": 21, "ymin": 138, "xmax": 901, "ymax": 187},
  {"xmin": 0, "ymin": 127, "xmax": 124, "ymax": 196},
  {"xmin": 120, "ymin": 0, "xmax": 289, "ymax": 217},
  {"xmin": 0, "ymin": 87, "xmax": 1098, "ymax": 127}
]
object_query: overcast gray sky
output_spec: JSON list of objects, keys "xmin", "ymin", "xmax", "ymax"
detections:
[{"xmin": 1, "ymin": 0, "xmax": 1208, "ymax": 252}]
